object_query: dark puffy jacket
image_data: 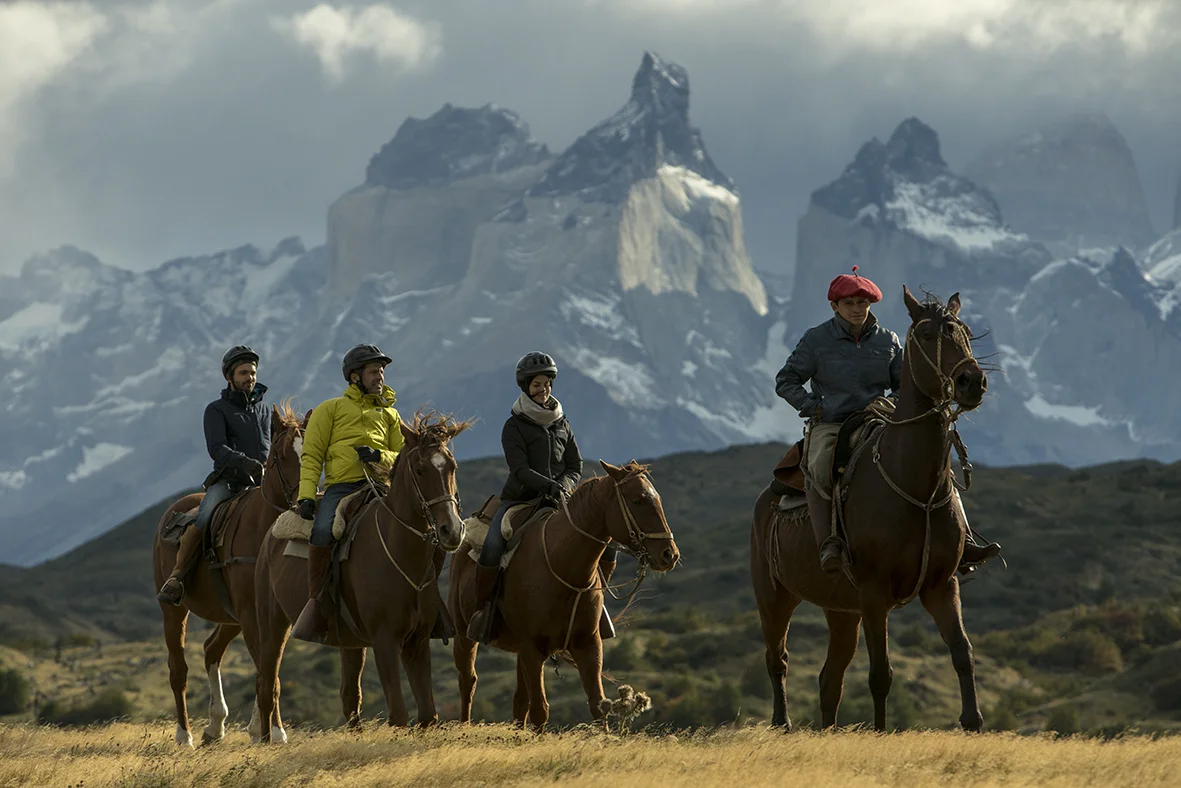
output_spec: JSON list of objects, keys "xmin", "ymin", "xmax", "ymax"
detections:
[
  {"xmin": 499, "ymin": 412, "xmax": 583, "ymax": 504},
  {"xmin": 775, "ymin": 313, "xmax": 903, "ymax": 424},
  {"xmin": 204, "ymin": 384, "xmax": 272, "ymax": 487}
]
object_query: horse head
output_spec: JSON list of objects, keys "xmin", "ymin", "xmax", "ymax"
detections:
[
  {"xmin": 902, "ymin": 285, "xmax": 987, "ymax": 412},
  {"xmin": 265, "ymin": 401, "xmax": 311, "ymax": 508},
  {"xmin": 596, "ymin": 459, "xmax": 680, "ymax": 572},
  {"xmin": 391, "ymin": 410, "xmax": 474, "ymax": 552}
]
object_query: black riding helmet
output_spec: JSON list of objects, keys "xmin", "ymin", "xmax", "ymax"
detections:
[
  {"xmin": 221, "ymin": 345, "xmax": 259, "ymax": 378},
  {"xmin": 516, "ymin": 351, "xmax": 558, "ymax": 392},
  {"xmin": 342, "ymin": 343, "xmax": 392, "ymax": 383}
]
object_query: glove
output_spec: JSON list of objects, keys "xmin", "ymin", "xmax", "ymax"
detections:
[
  {"xmin": 297, "ymin": 499, "xmax": 316, "ymax": 521},
  {"xmin": 545, "ymin": 481, "xmax": 568, "ymax": 505},
  {"xmin": 355, "ymin": 446, "xmax": 382, "ymax": 464},
  {"xmin": 243, "ymin": 458, "xmax": 265, "ymax": 483}
]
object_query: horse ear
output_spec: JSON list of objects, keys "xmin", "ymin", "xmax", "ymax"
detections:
[
  {"xmin": 400, "ymin": 421, "xmax": 420, "ymax": 448},
  {"xmin": 903, "ymin": 285, "xmax": 923, "ymax": 322},
  {"xmin": 302, "ymin": 408, "xmax": 314, "ymax": 426},
  {"xmin": 947, "ymin": 292, "xmax": 962, "ymax": 317},
  {"xmin": 599, "ymin": 459, "xmax": 622, "ymax": 479}
]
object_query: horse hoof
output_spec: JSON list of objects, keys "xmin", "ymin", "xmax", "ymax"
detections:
[
  {"xmin": 174, "ymin": 726, "xmax": 194, "ymax": 748},
  {"xmin": 272, "ymin": 726, "xmax": 288, "ymax": 744},
  {"xmin": 201, "ymin": 730, "xmax": 224, "ymax": 746}
]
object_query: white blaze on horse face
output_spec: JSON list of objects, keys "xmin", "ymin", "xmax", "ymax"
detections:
[
  {"xmin": 204, "ymin": 665, "xmax": 229, "ymax": 742},
  {"xmin": 431, "ymin": 452, "xmax": 446, "ymax": 472},
  {"xmin": 293, "ymin": 435, "xmax": 303, "ymax": 457}
]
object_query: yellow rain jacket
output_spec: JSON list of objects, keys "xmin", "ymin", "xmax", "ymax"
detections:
[{"xmin": 298, "ymin": 384, "xmax": 405, "ymax": 501}]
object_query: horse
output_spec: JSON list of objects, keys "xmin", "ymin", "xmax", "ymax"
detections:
[
  {"xmin": 151, "ymin": 402, "xmax": 309, "ymax": 747},
  {"xmin": 449, "ymin": 459, "xmax": 681, "ymax": 733},
  {"xmin": 751, "ymin": 285, "xmax": 990, "ymax": 733},
  {"xmin": 252, "ymin": 411, "xmax": 472, "ymax": 740}
]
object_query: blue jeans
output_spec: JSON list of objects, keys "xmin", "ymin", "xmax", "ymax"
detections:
[
  {"xmin": 194, "ymin": 481, "xmax": 235, "ymax": 532},
  {"xmin": 310, "ymin": 481, "xmax": 367, "ymax": 547},
  {"xmin": 478, "ymin": 502, "xmax": 513, "ymax": 567}
]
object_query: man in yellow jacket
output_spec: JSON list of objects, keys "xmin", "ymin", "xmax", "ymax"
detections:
[{"xmin": 291, "ymin": 343, "xmax": 405, "ymax": 643}]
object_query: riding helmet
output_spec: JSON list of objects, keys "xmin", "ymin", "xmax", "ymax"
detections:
[
  {"xmin": 515, "ymin": 351, "xmax": 558, "ymax": 392},
  {"xmin": 221, "ymin": 345, "xmax": 260, "ymax": 378},
  {"xmin": 342, "ymin": 343, "xmax": 393, "ymax": 382}
]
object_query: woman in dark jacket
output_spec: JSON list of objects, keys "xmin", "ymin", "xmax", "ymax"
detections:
[{"xmin": 467, "ymin": 351, "xmax": 617, "ymax": 644}]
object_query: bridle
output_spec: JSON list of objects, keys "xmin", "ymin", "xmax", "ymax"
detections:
[
  {"xmin": 362, "ymin": 437, "xmax": 462, "ymax": 592},
  {"xmin": 260, "ymin": 423, "xmax": 304, "ymax": 513},
  {"xmin": 865, "ymin": 306, "xmax": 981, "ymax": 604},
  {"xmin": 543, "ymin": 467, "xmax": 677, "ymax": 650}
]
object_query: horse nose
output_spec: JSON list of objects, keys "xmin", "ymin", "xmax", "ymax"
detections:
[
  {"xmin": 956, "ymin": 366, "xmax": 986, "ymax": 393},
  {"xmin": 662, "ymin": 546, "xmax": 678, "ymax": 565}
]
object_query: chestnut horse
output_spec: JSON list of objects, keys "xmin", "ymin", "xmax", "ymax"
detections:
[
  {"xmin": 151, "ymin": 402, "xmax": 309, "ymax": 747},
  {"xmin": 751, "ymin": 286, "xmax": 990, "ymax": 732},
  {"xmin": 252, "ymin": 412, "xmax": 471, "ymax": 740},
  {"xmin": 449, "ymin": 460, "xmax": 681, "ymax": 732}
]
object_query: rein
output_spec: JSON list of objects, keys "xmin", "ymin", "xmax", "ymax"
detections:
[
  {"xmin": 868, "ymin": 313, "xmax": 977, "ymax": 605},
  {"xmin": 543, "ymin": 469, "xmax": 676, "ymax": 651},
  {"xmin": 260, "ymin": 424, "xmax": 303, "ymax": 513},
  {"xmin": 363, "ymin": 440, "xmax": 460, "ymax": 592}
]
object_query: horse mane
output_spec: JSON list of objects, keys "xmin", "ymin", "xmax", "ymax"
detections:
[
  {"xmin": 276, "ymin": 398, "xmax": 302, "ymax": 429},
  {"xmin": 564, "ymin": 460, "xmax": 651, "ymax": 524},
  {"xmin": 408, "ymin": 408, "xmax": 477, "ymax": 444}
]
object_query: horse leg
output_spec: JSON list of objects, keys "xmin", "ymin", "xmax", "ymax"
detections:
[
  {"xmin": 453, "ymin": 634, "xmax": 478, "ymax": 724},
  {"xmin": 756, "ymin": 583, "xmax": 801, "ymax": 730},
  {"xmin": 254, "ymin": 591, "xmax": 290, "ymax": 744},
  {"xmin": 340, "ymin": 647, "xmax": 366, "ymax": 729},
  {"xmin": 518, "ymin": 648, "xmax": 549, "ymax": 733},
  {"xmin": 401, "ymin": 635, "xmax": 438, "ymax": 727},
  {"xmin": 818, "ymin": 610, "xmax": 861, "ymax": 729},
  {"xmin": 569, "ymin": 637, "xmax": 608, "ymax": 725},
  {"xmin": 200, "ymin": 624, "xmax": 240, "ymax": 744},
  {"xmin": 860, "ymin": 596, "xmax": 893, "ymax": 733},
  {"xmin": 921, "ymin": 577, "xmax": 983, "ymax": 732},
  {"xmin": 160, "ymin": 604, "xmax": 193, "ymax": 748},
  {"xmin": 512, "ymin": 658, "xmax": 529, "ymax": 728},
  {"xmin": 372, "ymin": 630, "xmax": 409, "ymax": 727}
]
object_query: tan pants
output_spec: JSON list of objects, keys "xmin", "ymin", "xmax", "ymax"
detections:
[{"xmin": 804, "ymin": 422, "xmax": 842, "ymax": 494}]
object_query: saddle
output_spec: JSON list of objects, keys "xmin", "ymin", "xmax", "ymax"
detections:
[
  {"xmin": 158, "ymin": 488, "xmax": 252, "ymax": 550},
  {"xmin": 271, "ymin": 482, "xmax": 386, "ymax": 547},
  {"xmin": 460, "ymin": 495, "xmax": 554, "ymax": 569}
]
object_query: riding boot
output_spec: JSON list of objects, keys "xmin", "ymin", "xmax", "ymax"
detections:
[
  {"xmin": 157, "ymin": 525, "xmax": 206, "ymax": 605},
  {"xmin": 465, "ymin": 563, "xmax": 502, "ymax": 644},
  {"xmin": 291, "ymin": 544, "xmax": 334, "ymax": 644},
  {"xmin": 810, "ymin": 495, "xmax": 845, "ymax": 574},
  {"xmin": 596, "ymin": 555, "xmax": 618, "ymax": 640},
  {"xmin": 958, "ymin": 540, "xmax": 1002, "ymax": 574}
]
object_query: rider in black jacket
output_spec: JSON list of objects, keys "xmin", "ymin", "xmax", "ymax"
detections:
[
  {"xmin": 466, "ymin": 352, "xmax": 618, "ymax": 644},
  {"xmin": 157, "ymin": 345, "xmax": 271, "ymax": 605}
]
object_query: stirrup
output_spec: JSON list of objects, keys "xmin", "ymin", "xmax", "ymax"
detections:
[
  {"xmin": 819, "ymin": 539, "xmax": 845, "ymax": 574},
  {"xmin": 157, "ymin": 578, "xmax": 185, "ymax": 606}
]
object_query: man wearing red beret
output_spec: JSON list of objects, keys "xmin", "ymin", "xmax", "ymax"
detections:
[
  {"xmin": 776, "ymin": 267, "xmax": 999, "ymax": 575},
  {"xmin": 775, "ymin": 266, "xmax": 901, "ymax": 572}
]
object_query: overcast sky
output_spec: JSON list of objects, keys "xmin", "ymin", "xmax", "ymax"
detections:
[{"xmin": 2, "ymin": 0, "xmax": 1179, "ymax": 277}]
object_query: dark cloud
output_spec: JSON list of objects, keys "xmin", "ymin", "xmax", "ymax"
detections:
[{"xmin": 2, "ymin": 0, "xmax": 1178, "ymax": 275}]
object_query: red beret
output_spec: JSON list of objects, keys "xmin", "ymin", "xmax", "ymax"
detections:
[{"xmin": 827, "ymin": 266, "xmax": 882, "ymax": 303}]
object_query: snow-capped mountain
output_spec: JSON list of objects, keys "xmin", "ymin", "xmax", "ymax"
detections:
[
  {"xmin": 0, "ymin": 53, "xmax": 796, "ymax": 566},
  {"xmin": 963, "ymin": 112, "xmax": 1157, "ymax": 257},
  {"xmin": 792, "ymin": 117, "xmax": 1181, "ymax": 466}
]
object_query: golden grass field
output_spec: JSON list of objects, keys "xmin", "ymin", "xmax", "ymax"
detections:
[{"xmin": 1, "ymin": 722, "xmax": 1179, "ymax": 788}]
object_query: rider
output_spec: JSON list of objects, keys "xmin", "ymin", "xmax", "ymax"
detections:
[
  {"xmin": 466, "ymin": 352, "xmax": 612, "ymax": 645},
  {"xmin": 157, "ymin": 345, "xmax": 271, "ymax": 605},
  {"xmin": 290, "ymin": 343, "xmax": 405, "ymax": 643},
  {"xmin": 776, "ymin": 267, "xmax": 999, "ymax": 574}
]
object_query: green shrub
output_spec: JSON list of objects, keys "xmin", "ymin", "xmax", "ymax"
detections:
[
  {"xmin": 0, "ymin": 669, "xmax": 30, "ymax": 715},
  {"xmin": 37, "ymin": 688, "xmax": 134, "ymax": 726},
  {"xmin": 1045, "ymin": 705, "xmax": 1080, "ymax": 735}
]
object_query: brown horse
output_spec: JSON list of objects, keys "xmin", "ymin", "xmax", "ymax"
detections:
[
  {"xmin": 252, "ymin": 412, "xmax": 471, "ymax": 740},
  {"xmin": 151, "ymin": 402, "xmax": 309, "ymax": 747},
  {"xmin": 751, "ymin": 285, "xmax": 990, "ymax": 733},
  {"xmin": 449, "ymin": 460, "xmax": 681, "ymax": 733}
]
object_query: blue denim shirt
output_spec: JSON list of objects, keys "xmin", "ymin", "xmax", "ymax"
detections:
[{"xmin": 775, "ymin": 313, "xmax": 903, "ymax": 424}]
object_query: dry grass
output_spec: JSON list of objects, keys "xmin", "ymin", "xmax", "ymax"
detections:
[{"xmin": 1, "ymin": 721, "xmax": 1178, "ymax": 787}]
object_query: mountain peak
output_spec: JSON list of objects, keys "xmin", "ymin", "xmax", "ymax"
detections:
[
  {"xmin": 365, "ymin": 103, "xmax": 551, "ymax": 190},
  {"xmin": 528, "ymin": 52, "xmax": 732, "ymax": 203},
  {"xmin": 884, "ymin": 117, "xmax": 947, "ymax": 174}
]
